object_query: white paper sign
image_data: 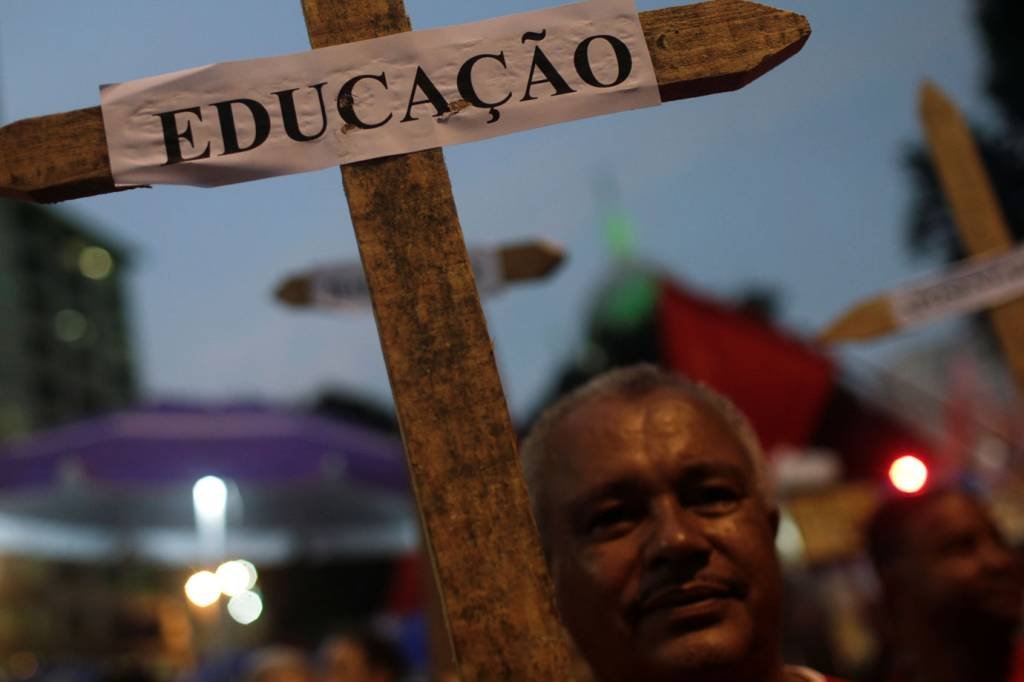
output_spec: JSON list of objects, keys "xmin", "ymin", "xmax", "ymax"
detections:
[
  {"xmin": 889, "ymin": 245, "xmax": 1024, "ymax": 327},
  {"xmin": 100, "ymin": 0, "xmax": 659, "ymax": 188},
  {"xmin": 309, "ymin": 247, "xmax": 505, "ymax": 309}
]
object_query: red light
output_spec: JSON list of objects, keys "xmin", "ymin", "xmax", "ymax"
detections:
[{"xmin": 888, "ymin": 454, "xmax": 929, "ymax": 494}]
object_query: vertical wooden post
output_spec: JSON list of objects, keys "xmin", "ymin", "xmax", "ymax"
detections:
[{"xmin": 301, "ymin": 2, "xmax": 576, "ymax": 679}]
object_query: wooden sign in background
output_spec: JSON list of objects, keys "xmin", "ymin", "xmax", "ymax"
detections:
[
  {"xmin": 820, "ymin": 83, "xmax": 1024, "ymax": 394},
  {"xmin": 818, "ymin": 245, "xmax": 1024, "ymax": 343},
  {"xmin": 921, "ymin": 82, "xmax": 1024, "ymax": 392},
  {"xmin": 275, "ymin": 240, "xmax": 566, "ymax": 308}
]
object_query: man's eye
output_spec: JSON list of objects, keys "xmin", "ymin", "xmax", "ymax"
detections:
[
  {"xmin": 689, "ymin": 485, "xmax": 741, "ymax": 514},
  {"xmin": 587, "ymin": 506, "xmax": 637, "ymax": 535}
]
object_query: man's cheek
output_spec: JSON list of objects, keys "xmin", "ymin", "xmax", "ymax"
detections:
[
  {"xmin": 577, "ymin": 547, "xmax": 621, "ymax": 586},
  {"xmin": 576, "ymin": 545, "xmax": 638, "ymax": 604}
]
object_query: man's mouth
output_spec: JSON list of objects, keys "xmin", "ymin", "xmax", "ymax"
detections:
[{"xmin": 634, "ymin": 580, "xmax": 745, "ymax": 623}]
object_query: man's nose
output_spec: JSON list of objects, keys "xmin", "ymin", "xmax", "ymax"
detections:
[{"xmin": 641, "ymin": 498, "xmax": 711, "ymax": 570}]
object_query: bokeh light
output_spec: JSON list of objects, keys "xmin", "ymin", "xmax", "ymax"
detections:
[
  {"xmin": 78, "ymin": 246, "xmax": 114, "ymax": 280},
  {"xmin": 227, "ymin": 590, "xmax": 263, "ymax": 625},
  {"xmin": 184, "ymin": 570, "xmax": 220, "ymax": 607},
  {"xmin": 237, "ymin": 559, "xmax": 258, "ymax": 589},
  {"xmin": 888, "ymin": 454, "xmax": 929, "ymax": 494},
  {"xmin": 192, "ymin": 476, "xmax": 228, "ymax": 521},
  {"xmin": 216, "ymin": 560, "xmax": 256, "ymax": 596}
]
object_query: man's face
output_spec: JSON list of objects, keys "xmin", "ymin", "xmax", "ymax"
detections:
[
  {"xmin": 898, "ymin": 492, "xmax": 1024, "ymax": 627},
  {"xmin": 539, "ymin": 387, "xmax": 782, "ymax": 682}
]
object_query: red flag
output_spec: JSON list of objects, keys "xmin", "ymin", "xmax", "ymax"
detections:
[{"xmin": 657, "ymin": 281, "xmax": 835, "ymax": 452}]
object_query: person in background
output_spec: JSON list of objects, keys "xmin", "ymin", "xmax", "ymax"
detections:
[
  {"xmin": 318, "ymin": 628, "xmax": 408, "ymax": 682},
  {"xmin": 520, "ymin": 364, "xmax": 846, "ymax": 682},
  {"xmin": 865, "ymin": 488, "xmax": 1024, "ymax": 682},
  {"xmin": 244, "ymin": 646, "xmax": 316, "ymax": 682}
]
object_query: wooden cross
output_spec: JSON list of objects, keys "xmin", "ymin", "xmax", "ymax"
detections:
[
  {"xmin": 921, "ymin": 83, "xmax": 1024, "ymax": 391},
  {"xmin": 0, "ymin": 1, "xmax": 809, "ymax": 678},
  {"xmin": 820, "ymin": 83, "xmax": 1024, "ymax": 394}
]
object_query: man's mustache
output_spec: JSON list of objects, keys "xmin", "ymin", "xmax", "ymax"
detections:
[{"xmin": 628, "ymin": 574, "xmax": 747, "ymax": 623}]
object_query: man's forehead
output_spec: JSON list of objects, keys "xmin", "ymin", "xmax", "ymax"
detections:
[
  {"xmin": 557, "ymin": 386, "xmax": 722, "ymax": 434},
  {"xmin": 545, "ymin": 387, "xmax": 750, "ymax": 478}
]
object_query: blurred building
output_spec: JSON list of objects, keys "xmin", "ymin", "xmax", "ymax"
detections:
[{"xmin": 0, "ymin": 199, "xmax": 136, "ymax": 441}]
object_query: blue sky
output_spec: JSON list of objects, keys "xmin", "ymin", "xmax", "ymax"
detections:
[{"xmin": 0, "ymin": 0, "xmax": 993, "ymax": 420}]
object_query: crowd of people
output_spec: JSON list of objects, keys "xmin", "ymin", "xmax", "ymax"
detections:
[
  {"xmin": 194, "ymin": 364, "xmax": 1023, "ymax": 682},
  {"xmin": 81, "ymin": 364, "xmax": 1024, "ymax": 682},
  {"xmin": 513, "ymin": 364, "xmax": 1023, "ymax": 682}
]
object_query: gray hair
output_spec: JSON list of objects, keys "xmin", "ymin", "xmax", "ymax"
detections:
[{"xmin": 520, "ymin": 364, "xmax": 774, "ymax": 537}]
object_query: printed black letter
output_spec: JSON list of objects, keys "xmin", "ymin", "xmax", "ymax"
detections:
[
  {"xmin": 574, "ymin": 35, "xmax": 633, "ymax": 88},
  {"xmin": 273, "ymin": 83, "xmax": 329, "ymax": 142},
  {"xmin": 521, "ymin": 47, "xmax": 576, "ymax": 101},
  {"xmin": 154, "ymin": 106, "xmax": 211, "ymax": 166},
  {"xmin": 457, "ymin": 53, "xmax": 512, "ymax": 124},
  {"xmin": 401, "ymin": 67, "xmax": 451, "ymax": 123},
  {"xmin": 212, "ymin": 99, "xmax": 272, "ymax": 156},
  {"xmin": 337, "ymin": 73, "xmax": 393, "ymax": 129}
]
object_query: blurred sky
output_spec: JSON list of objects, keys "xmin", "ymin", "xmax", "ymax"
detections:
[{"xmin": 0, "ymin": 0, "xmax": 996, "ymax": 421}]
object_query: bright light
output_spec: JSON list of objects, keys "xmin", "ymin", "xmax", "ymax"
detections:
[
  {"xmin": 889, "ymin": 454, "xmax": 929, "ymax": 494},
  {"xmin": 184, "ymin": 570, "xmax": 220, "ymax": 607},
  {"xmin": 775, "ymin": 508, "xmax": 806, "ymax": 568},
  {"xmin": 227, "ymin": 590, "xmax": 263, "ymax": 625},
  {"xmin": 78, "ymin": 246, "xmax": 113, "ymax": 280},
  {"xmin": 237, "ymin": 559, "xmax": 258, "ymax": 589},
  {"xmin": 193, "ymin": 476, "xmax": 228, "ymax": 520},
  {"xmin": 216, "ymin": 560, "xmax": 257, "ymax": 596}
]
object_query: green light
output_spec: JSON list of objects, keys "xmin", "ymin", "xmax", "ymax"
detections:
[
  {"xmin": 602, "ymin": 209, "xmax": 636, "ymax": 259},
  {"xmin": 79, "ymin": 246, "xmax": 114, "ymax": 280},
  {"xmin": 594, "ymin": 271, "xmax": 657, "ymax": 331}
]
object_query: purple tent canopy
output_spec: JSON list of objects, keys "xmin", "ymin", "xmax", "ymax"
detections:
[
  {"xmin": 0, "ymin": 404, "xmax": 416, "ymax": 563},
  {"xmin": 0, "ymin": 403, "xmax": 409, "ymax": 491}
]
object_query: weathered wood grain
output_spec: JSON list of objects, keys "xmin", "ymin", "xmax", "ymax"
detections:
[
  {"xmin": 921, "ymin": 82, "xmax": 1024, "ymax": 392},
  {"xmin": 304, "ymin": 1, "xmax": 577, "ymax": 679},
  {"xmin": 0, "ymin": 0, "xmax": 809, "ymax": 204},
  {"xmin": 0, "ymin": 106, "xmax": 134, "ymax": 203},
  {"xmin": 643, "ymin": 0, "xmax": 809, "ymax": 101}
]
